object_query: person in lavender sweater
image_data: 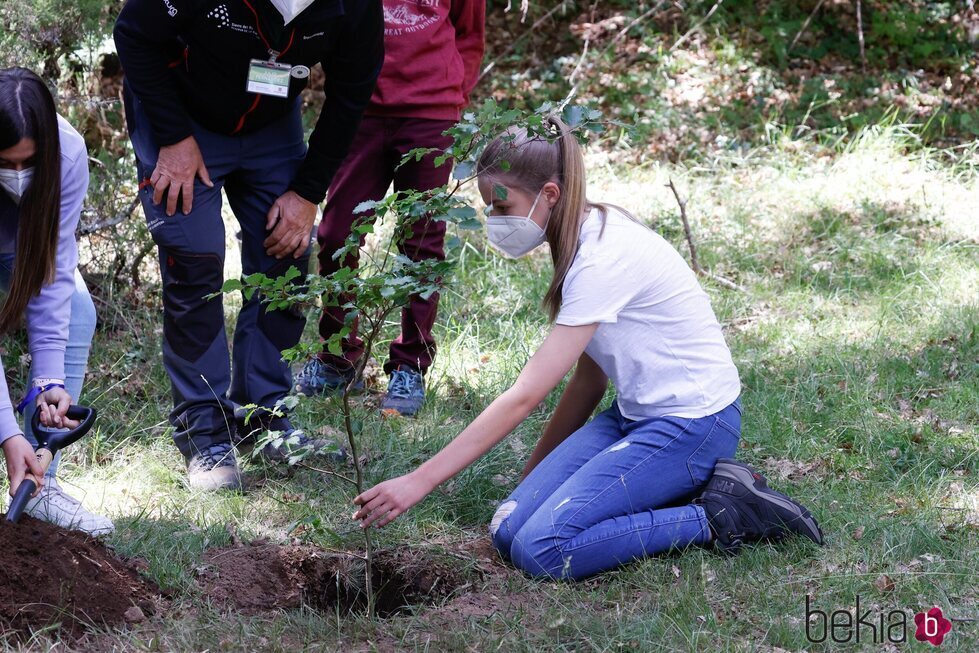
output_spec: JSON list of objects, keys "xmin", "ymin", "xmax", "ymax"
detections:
[{"xmin": 0, "ymin": 67, "xmax": 113, "ymax": 536}]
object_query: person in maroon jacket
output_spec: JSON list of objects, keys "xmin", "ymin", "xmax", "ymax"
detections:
[{"xmin": 296, "ymin": 0, "xmax": 485, "ymax": 417}]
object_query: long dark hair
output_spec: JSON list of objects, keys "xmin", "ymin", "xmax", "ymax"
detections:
[{"xmin": 0, "ymin": 67, "xmax": 62, "ymax": 333}]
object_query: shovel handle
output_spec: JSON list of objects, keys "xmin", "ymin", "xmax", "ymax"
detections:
[
  {"xmin": 5, "ymin": 476, "xmax": 39, "ymax": 523},
  {"xmin": 29, "ymin": 405, "xmax": 97, "ymax": 452}
]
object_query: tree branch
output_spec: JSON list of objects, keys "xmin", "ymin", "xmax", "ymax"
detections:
[
  {"xmin": 478, "ymin": 2, "xmax": 570, "ymax": 83},
  {"xmin": 602, "ymin": 1, "xmax": 669, "ymax": 58},
  {"xmin": 666, "ymin": 178, "xmax": 746, "ymax": 292},
  {"xmin": 855, "ymin": 0, "xmax": 867, "ymax": 71},
  {"xmin": 788, "ymin": 0, "xmax": 827, "ymax": 54},
  {"xmin": 297, "ymin": 462, "xmax": 357, "ymax": 487},
  {"xmin": 670, "ymin": 0, "xmax": 725, "ymax": 52},
  {"xmin": 78, "ymin": 196, "xmax": 141, "ymax": 236}
]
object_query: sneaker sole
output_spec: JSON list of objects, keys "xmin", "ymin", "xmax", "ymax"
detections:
[{"xmin": 713, "ymin": 458, "xmax": 824, "ymax": 545}]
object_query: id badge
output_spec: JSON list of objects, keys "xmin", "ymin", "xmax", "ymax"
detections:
[{"xmin": 246, "ymin": 59, "xmax": 291, "ymax": 97}]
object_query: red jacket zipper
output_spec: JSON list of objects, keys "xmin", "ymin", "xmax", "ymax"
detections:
[{"xmin": 233, "ymin": 0, "xmax": 297, "ymax": 135}]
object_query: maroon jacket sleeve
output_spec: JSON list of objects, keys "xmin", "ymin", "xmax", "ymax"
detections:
[{"xmin": 449, "ymin": 0, "xmax": 486, "ymax": 104}]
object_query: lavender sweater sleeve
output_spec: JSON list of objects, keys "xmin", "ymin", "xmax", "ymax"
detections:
[
  {"xmin": 0, "ymin": 118, "xmax": 88, "ymax": 445},
  {"xmin": 0, "ymin": 363, "xmax": 21, "ymax": 444}
]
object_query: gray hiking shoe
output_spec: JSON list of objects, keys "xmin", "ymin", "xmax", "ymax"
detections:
[
  {"xmin": 380, "ymin": 366, "xmax": 425, "ymax": 417},
  {"xmin": 187, "ymin": 443, "xmax": 242, "ymax": 491},
  {"xmin": 294, "ymin": 358, "xmax": 363, "ymax": 397}
]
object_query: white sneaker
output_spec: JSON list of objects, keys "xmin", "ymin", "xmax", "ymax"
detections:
[{"xmin": 23, "ymin": 479, "xmax": 115, "ymax": 537}]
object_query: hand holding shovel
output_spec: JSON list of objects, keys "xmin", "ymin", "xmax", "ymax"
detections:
[{"xmin": 4, "ymin": 405, "xmax": 97, "ymax": 523}]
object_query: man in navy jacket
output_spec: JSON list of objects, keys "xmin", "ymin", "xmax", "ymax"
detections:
[{"xmin": 115, "ymin": 0, "xmax": 383, "ymax": 490}]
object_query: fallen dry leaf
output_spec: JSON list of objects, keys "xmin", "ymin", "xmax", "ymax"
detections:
[
  {"xmin": 873, "ymin": 574, "xmax": 895, "ymax": 593},
  {"xmin": 380, "ymin": 408, "xmax": 402, "ymax": 419},
  {"xmin": 317, "ymin": 424, "xmax": 343, "ymax": 438},
  {"xmin": 763, "ymin": 458, "xmax": 828, "ymax": 480},
  {"xmin": 852, "ymin": 526, "xmax": 865, "ymax": 541}
]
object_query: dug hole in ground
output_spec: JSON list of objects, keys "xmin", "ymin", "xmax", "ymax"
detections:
[{"xmin": 0, "ymin": 513, "xmax": 517, "ymax": 642}]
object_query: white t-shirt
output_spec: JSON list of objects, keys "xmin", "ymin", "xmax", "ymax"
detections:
[{"xmin": 555, "ymin": 207, "xmax": 741, "ymax": 420}]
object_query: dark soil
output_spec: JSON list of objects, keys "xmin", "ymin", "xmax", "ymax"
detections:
[
  {"xmin": 200, "ymin": 541, "xmax": 470, "ymax": 617},
  {"xmin": 0, "ymin": 516, "xmax": 161, "ymax": 637}
]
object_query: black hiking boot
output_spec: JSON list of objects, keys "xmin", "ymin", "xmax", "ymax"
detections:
[{"xmin": 694, "ymin": 458, "xmax": 824, "ymax": 553}]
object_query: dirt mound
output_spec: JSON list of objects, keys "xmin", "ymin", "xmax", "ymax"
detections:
[
  {"xmin": 0, "ymin": 515, "xmax": 160, "ymax": 635},
  {"xmin": 0, "ymin": 516, "xmax": 160, "ymax": 637},
  {"xmin": 200, "ymin": 542, "xmax": 468, "ymax": 617}
]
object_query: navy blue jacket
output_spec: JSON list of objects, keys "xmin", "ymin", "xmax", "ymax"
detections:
[{"xmin": 114, "ymin": 0, "xmax": 383, "ymax": 203}]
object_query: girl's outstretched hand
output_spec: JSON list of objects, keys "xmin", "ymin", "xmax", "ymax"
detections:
[{"xmin": 352, "ymin": 472, "xmax": 433, "ymax": 529}]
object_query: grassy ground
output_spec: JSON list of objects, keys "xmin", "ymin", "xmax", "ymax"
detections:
[{"xmin": 2, "ymin": 125, "xmax": 977, "ymax": 652}]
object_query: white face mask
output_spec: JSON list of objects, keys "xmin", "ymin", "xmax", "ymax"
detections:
[
  {"xmin": 268, "ymin": 0, "xmax": 316, "ymax": 24},
  {"xmin": 0, "ymin": 167, "xmax": 34, "ymax": 205},
  {"xmin": 486, "ymin": 189, "xmax": 550, "ymax": 259}
]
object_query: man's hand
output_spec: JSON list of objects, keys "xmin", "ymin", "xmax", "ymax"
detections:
[
  {"xmin": 151, "ymin": 135, "xmax": 214, "ymax": 216},
  {"xmin": 35, "ymin": 387, "xmax": 79, "ymax": 429},
  {"xmin": 352, "ymin": 472, "xmax": 433, "ymax": 529},
  {"xmin": 2, "ymin": 435, "xmax": 44, "ymax": 498},
  {"xmin": 264, "ymin": 190, "xmax": 317, "ymax": 259}
]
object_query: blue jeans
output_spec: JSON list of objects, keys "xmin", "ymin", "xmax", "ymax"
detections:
[
  {"xmin": 491, "ymin": 399, "xmax": 741, "ymax": 580},
  {"xmin": 0, "ymin": 255, "xmax": 97, "ymax": 478}
]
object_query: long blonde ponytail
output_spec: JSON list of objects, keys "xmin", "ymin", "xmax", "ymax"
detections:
[{"xmin": 477, "ymin": 116, "xmax": 603, "ymax": 321}]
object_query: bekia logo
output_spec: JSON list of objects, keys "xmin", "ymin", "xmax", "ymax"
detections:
[
  {"xmin": 806, "ymin": 596, "xmax": 953, "ymax": 646},
  {"xmin": 915, "ymin": 607, "xmax": 952, "ymax": 646}
]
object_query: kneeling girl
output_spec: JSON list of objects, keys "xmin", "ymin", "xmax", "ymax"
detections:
[{"xmin": 353, "ymin": 117, "xmax": 821, "ymax": 579}]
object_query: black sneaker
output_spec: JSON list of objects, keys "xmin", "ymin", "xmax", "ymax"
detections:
[
  {"xmin": 294, "ymin": 358, "xmax": 364, "ymax": 397},
  {"xmin": 187, "ymin": 443, "xmax": 242, "ymax": 491},
  {"xmin": 234, "ymin": 407, "xmax": 347, "ymax": 464},
  {"xmin": 695, "ymin": 458, "xmax": 824, "ymax": 553}
]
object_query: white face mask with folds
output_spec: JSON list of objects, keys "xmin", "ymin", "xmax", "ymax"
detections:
[
  {"xmin": 268, "ymin": 0, "xmax": 316, "ymax": 24},
  {"xmin": 0, "ymin": 167, "xmax": 34, "ymax": 205},
  {"xmin": 486, "ymin": 189, "xmax": 551, "ymax": 259}
]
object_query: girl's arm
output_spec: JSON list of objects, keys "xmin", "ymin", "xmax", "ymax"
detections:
[
  {"xmin": 520, "ymin": 353, "xmax": 607, "ymax": 479},
  {"xmin": 353, "ymin": 323, "xmax": 599, "ymax": 528}
]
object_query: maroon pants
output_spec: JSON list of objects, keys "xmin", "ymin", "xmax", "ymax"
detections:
[{"xmin": 316, "ymin": 116, "xmax": 455, "ymax": 375}]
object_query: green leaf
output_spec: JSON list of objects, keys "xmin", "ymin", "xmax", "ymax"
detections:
[
  {"xmin": 563, "ymin": 105, "xmax": 584, "ymax": 128},
  {"xmin": 453, "ymin": 160, "xmax": 475, "ymax": 180},
  {"xmin": 448, "ymin": 206, "xmax": 476, "ymax": 220},
  {"xmin": 221, "ymin": 278, "xmax": 243, "ymax": 293},
  {"xmin": 444, "ymin": 235, "xmax": 462, "ymax": 251},
  {"xmin": 278, "ymin": 395, "xmax": 300, "ymax": 411},
  {"xmin": 353, "ymin": 200, "xmax": 377, "ymax": 215}
]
